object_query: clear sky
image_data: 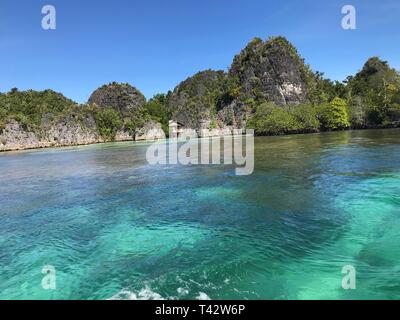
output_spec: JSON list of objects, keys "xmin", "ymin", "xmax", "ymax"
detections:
[{"xmin": 1, "ymin": 0, "xmax": 399, "ymax": 103}]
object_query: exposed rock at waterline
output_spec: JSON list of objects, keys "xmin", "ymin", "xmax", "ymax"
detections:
[
  {"xmin": 135, "ymin": 120, "xmax": 166, "ymax": 141},
  {"xmin": 0, "ymin": 117, "xmax": 101, "ymax": 152}
]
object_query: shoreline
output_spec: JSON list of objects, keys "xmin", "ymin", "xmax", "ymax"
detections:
[{"xmin": 1, "ymin": 126, "xmax": 398, "ymax": 154}]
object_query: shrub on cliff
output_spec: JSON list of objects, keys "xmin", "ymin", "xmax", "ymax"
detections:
[
  {"xmin": 0, "ymin": 106, "xmax": 6, "ymax": 118},
  {"xmin": 0, "ymin": 106, "xmax": 7, "ymax": 130},
  {"xmin": 94, "ymin": 108, "xmax": 122, "ymax": 140},
  {"xmin": 168, "ymin": 70, "xmax": 228, "ymax": 128},
  {"xmin": 144, "ymin": 93, "xmax": 171, "ymax": 134},
  {"xmin": 0, "ymin": 88, "xmax": 77, "ymax": 130}
]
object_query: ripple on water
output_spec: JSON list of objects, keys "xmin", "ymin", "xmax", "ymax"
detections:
[{"xmin": 1, "ymin": 130, "xmax": 400, "ymax": 299}]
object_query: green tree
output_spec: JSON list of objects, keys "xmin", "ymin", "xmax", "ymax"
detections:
[
  {"xmin": 144, "ymin": 94, "xmax": 171, "ymax": 134},
  {"xmin": 347, "ymin": 57, "xmax": 400, "ymax": 126},
  {"xmin": 388, "ymin": 104, "xmax": 400, "ymax": 123},
  {"xmin": 291, "ymin": 104, "xmax": 320, "ymax": 132},
  {"xmin": 247, "ymin": 103, "xmax": 300, "ymax": 135},
  {"xmin": 348, "ymin": 95, "xmax": 367, "ymax": 128},
  {"xmin": 0, "ymin": 106, "xmax": 7, "ymax": 130},
  {"xmin": 94, "ymin": 108, "xmax": 122, "ymax": 140},
  {"xmin": 319, "ymin": 97, "xmax": 350, "ymax": 130},
  {"xmin": 0, "ymin": 88, "xmax": 76, "ymax": 130},
  {"xmin": 0, "ymin": 106, "xmax": 7, "ymax": 120}
]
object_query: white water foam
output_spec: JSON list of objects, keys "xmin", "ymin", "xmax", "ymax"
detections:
[
  {"xmin": 196, "ymin": 292, "xmax": 211, "ymax": 300},
  {"xmin": 109, "ymin": 286, "xmax": 165, "ymax": 300},
  {"xmin": 177, "ymin": 287, "xmax": 189, "ymax": 296}
]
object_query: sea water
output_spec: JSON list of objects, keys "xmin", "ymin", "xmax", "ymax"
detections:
[{"xmin": 0, "ymin": 129, "xmax": 399, "ymax": 300}]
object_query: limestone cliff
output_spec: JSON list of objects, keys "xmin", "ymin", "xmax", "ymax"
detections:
[
  {"xmin": 88, "ymin": 82, "xmax": 165, "ymax": 142},
  {"xmin": 0, "ymin": 86, "xmax": 164, "ymax": 152},
  {"xmin": 0, "ymin": 36, "xmax": 345, "ymax": 152},
  {"xmin": 168, "ymin": 70, "xmax": 227, "ymax": 129},
  {"xmin": 229, "ymin": 36, "xmax": 311, "ymax": 105},
  {"xmin": 88, "ymin": 82, "xmax": 146, "ymax": 121},
  {"xmin": 167, "ymin": 36, "xmax": 314, "ymax": 131},
  {"xmin": 0, "ymin": 116, "xmax": 100, "ymax": 151}
]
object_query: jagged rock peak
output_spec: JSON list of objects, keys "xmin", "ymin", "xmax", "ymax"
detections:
[
  {"xmin": 168, "ymin": 70, "xmax": 227, "ymax": 129},
  {"xmin": 171, "ymin": 70, "xmax": 227, "ymax": 97},
  {"xmin": 229, "ymin": 36, "xmax": 313, "ymax": 105},
  {"xmin": 88, "ymin": 82, "xmax": 146, "ymax": 118}
]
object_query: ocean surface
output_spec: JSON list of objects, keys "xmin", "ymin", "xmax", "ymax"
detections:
[{"xmin": 0, "ymin": 129, "xmax": 399, "ymax": 300}]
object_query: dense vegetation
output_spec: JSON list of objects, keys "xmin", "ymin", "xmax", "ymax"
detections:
[
  {"xmin": 88, "ymin": 82, "xmax": 171, "ymax": 138},
  {"xmin": 346, "ymin": 57, "xmax": 400, "ymax": 128},
  {"xmin": 230, "ymin": 36, "xmax": 313, "ymax": 105},
  {"xmin": 146, "ymin": 55, "xmax": 400, "ymax": 136},
  {"xmin": 153, "ymin": 37, "xmax": 400, "ymax": 135},
  {"xmin": 94, "ymin": 108, "xmax": 122, "ymax": 140},
  {"xmin": 167, "ymin": 70, "xmax": 231, "ymax": 128},
  {"xmin": 246, "ymin": 98, "xmax": 351, "ymax": 135},
  {"xmin": 1, "ymin": 38, "xmax": 399, "ymax": 140},
  {"xmin": 0, "ymin": 88, "xmax": 77, "ymax": 131},
  {"xmin": 143, "ymin": 93, "xmax": 172, "ymax": 134},
  {"xmin": 246, "ymin": 57, "xmax": 400, "ymax": 135}
]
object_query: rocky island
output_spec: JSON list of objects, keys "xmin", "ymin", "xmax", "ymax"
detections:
[{"xmin": 1, "ymin": 36, "xmax": 399, "ymax": 152}]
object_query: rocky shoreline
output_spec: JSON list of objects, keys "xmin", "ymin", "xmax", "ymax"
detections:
[
  {"xmin": 0, "ymin": 119, "xmax": 244, "ymax": 152},
  {"xmin": 0, "ymin": 120, "xmax": 166, "ymax": 152},
  {"xmin": 2, "ymin": 123, "xmax": 398, "ymax": 153}
]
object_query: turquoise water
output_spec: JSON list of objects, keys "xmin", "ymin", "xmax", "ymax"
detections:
[{"xmin": 0, "ymin": 129, "xmax": 400, "ymax": 300}]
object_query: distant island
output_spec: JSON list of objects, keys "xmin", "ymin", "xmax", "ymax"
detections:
[{"xmin": 1, "ymin": 36, "xmax": 399, "ymax": 152}]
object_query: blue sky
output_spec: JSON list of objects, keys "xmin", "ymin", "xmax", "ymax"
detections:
[{"xmin": 1, "ymin": 0, "xmax": 399, "ymax": 103}]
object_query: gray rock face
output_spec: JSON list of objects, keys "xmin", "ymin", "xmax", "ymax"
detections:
[
  {"xmin": 114, "ymin": 130, "xmax": 134, "ymax": 142},
  {"xmin": 88, "ymin": 82, "xmax": 146, "ymax": 120},
  {"xmin": 166, "ymin": 37, "xmax": 312, "ymax": 133},
  {"xmin": 0, "ymin": 116, "xmax": 100, "ymax": 151},
  {"xmin": 0, "ymin": 117, "xmax": 166, "ymax": 151},
  {"xmin": 229, "ymin": 37, "xmax": 310, "ymax": 105},
  {"xmin": 197, "ymin": 127, "xmax": 234, "ymax": 138},
  {"xmin": 46, "ymin": 114, "xmax": 100, "ymax": 145},
  {"xmin": 113, "ymin": 121, "xmax": 165, "ymax": 142},
  {"xmin": 168, "ymin": 70, "xmax": 226, "ymax": 129},
  {"xmin": 0, "ymin": 120, "xmax": 41, "ymax": 151},
  {"xmin": 217, "ymin": 100, "xmax": 248, "ymax": 129},
  {"xmin": 135, "ymin": 120, "xmax": 165, "ymax": 141}
]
